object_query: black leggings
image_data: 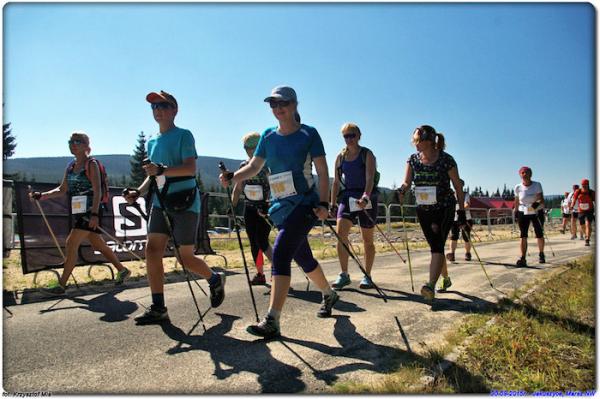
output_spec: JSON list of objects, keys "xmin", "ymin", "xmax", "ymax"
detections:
[
  {"xmin": 416, "ymin": 205, "xmax": 455, "ymax": 254},
  {"xmin": 518, "ymin": 211, "xmax": 545, "ymax": 238},
  {"xmin": 450, "ymin": 219, "xmax": 474, "ymax": 241},
  {"xmin": 244, "ymin": 205, "xmax": 272, "ymax": 263}
]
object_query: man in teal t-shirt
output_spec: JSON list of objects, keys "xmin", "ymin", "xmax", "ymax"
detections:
[{"xmin": 124, "ymin": 90, "xmax": 226, "ymax": 325}]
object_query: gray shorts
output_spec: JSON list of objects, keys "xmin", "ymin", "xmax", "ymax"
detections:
[{"xmin": 148, "ymin": 207, "xmax": 199, "ymax": 246}]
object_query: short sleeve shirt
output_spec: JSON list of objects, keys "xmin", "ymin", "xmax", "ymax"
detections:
[
  {"xmin": 514, "ymin": 181, "xmax": 543, "ymax": 215},
  {"xmin": 254, "ymin": 124, "xmax": 325, "ymax": 225},
  {"xmin": 147, "ymin": 127, "xmax": 199, "ymax": 213},
  {"xmin": 408, "ymin": 151, "xmax": 457, "ymax": 210}
]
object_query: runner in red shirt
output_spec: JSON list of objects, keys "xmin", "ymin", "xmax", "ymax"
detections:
[{"xmin": 571, "ymin": 179, "xmax": 595, "ymax": 246}]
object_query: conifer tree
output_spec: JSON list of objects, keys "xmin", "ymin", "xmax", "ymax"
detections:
[{"xmin": 130, "ymin": 131, "xmax": 147, "ymax": 186}]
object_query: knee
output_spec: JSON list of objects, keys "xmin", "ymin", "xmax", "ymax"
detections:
[{"xmin": 364, "ymin": 241, "xmax": 375, "ymax": 252}]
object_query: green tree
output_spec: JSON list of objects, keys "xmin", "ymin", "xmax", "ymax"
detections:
[
  {"xmin": 3, "ymin": 122, "xmax": 16, "ymax": 160},
  {"xmin": 130, "ymin": 131, "xmax": 147, "ymax": 187}
]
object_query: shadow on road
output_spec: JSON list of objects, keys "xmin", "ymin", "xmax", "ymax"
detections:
[
  {"xmin": 160, "ymin": 313, "xmax": 306, "ymax": 393},
  {"xmin": 281, "ymin": 315, "xmax": 489, "ymax": 392},
  {"xmin": 38, "ymin": 286, "xmax": 138, "ymax": 322}
]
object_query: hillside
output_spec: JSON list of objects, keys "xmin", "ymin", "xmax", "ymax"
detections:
[{"xmin": 3, "ymin": 155, "xmax": 244, "ymax": 189}]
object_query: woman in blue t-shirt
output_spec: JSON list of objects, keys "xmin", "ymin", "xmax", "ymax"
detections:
[
  {"xmin": 397, "ymin": 125, "xmax": 466, "ymax": 302},
  {"xmin": 330, "ymin": 123, "xmax": 379, "ymax": 290},
  {"xmin": 220, "ymin": 86, "xmax": 338, "ymax": 339}
]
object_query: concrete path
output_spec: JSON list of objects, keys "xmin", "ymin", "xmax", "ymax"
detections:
[{"xmin": 3, "ymin": 234, "xmax": 593, "ymax": 394}]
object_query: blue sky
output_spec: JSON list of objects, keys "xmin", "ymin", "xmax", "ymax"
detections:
[{"xmin": 3, "ymin": 3, "xmax": 595, "ymax": 195}]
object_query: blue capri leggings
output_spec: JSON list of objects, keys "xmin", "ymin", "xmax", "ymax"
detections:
[{"xmin": 272, "ymin": 205, "xmax": 319, "ymax": 276}]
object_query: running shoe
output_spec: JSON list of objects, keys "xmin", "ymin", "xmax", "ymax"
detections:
[
  {"xmin": 251, "ymin": 273, "xmax": 266, "ymax": 286},
  {"xmin": 209, "ymin": 272, "xmax": 226, "ymax": 308},
  {"xmin": 332, "ymin": 273, "xmax": 351, "ymax": 290},
  {"xmin": 359, "ymin": 275, "xmax": 375, "ymax": 289},
  {"xmin": 421, "ymin": 283, "xmax": 435, "ymax": 301},
  {"xmin": 580, "ymin": 235, "xmax": 585, "ymax": 240},
  {"xmin": 246, "ymin": 315, "xmax": 281, "ymax": 339},
  {"xmin": 446, "ymin": 253, "xmax": 455, "ymax": 262},
  {"xmin": 41, "ymin": 280, "xmax": 66, "ymax": 296},
  {"xmin": 585, "ymin": 239, "xmax": 590, "ymax": 246},
  {"xmin": 571, "ymin": 235, "xmax": 577, "ymax": 240},
  {"xmin": 115, "ymin": 268, "xmax": 131, "ymax": 285},
  {"xmin": 539, "ymin": 252, "xmax": 545, "ymax": 264},
  {"xmin": 134, "ymin": 305, "xmax": 169, "ymax": 325},
  {"xmin": 465, "ymin": 253, "xmax": 472, "ymax": 261},
  {"xmin": 438, "ymin": 277, "xmax": 452, "ymax": 292},
  {"xmin": 317, "ymin": 291, "xmax": 339, "ymax": 318},
  {"xmin": 516, "ymin": 257, "xmax": 527, "ymax": 267}
]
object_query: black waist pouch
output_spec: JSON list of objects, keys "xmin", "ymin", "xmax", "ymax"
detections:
[{"xmin": 161, "ymin": 176, "xmax": 197, "ymax": 213}]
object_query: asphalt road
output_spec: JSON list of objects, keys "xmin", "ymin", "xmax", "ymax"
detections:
[{"xmin": 3, "ymin": 234, "xmax": 593, "ymax": 394}]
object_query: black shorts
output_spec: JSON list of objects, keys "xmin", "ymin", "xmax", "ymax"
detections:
[
  {"xmin": 562, "ymin": 213, "xmax": 571, "ymax": 219},
  {"xmin": 337, "ymin": 193, "xmax": 378, "ymax": 228},
  {"xmin": 578, "ymin": 210, "xmax": 594, "ymax": 225},
  {"xmin": 72, "ymin": 207, "xmax": 103, "ymax": 234},
  {"xmin": 572, "ymin": 212, "xmax": 579, "ymax": 219},
  {"xmin": 517, "ymin": 212, "xmax": 544, "ymax": 239},
  {"xmin": 450, "ymin": 219, "xmax": 474, "ymax": 241},
  {"xmin": 416, "ymin": 204, "xmax": 455, "ymax": 254}
]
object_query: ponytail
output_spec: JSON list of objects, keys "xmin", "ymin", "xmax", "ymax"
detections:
[
  {"xmin": 294, "ymin": 112, "xmax": 301, "ymax": 123},
  {"xmin": 435, "ymin": 133, "xmax": 446, "ymax": 150}
]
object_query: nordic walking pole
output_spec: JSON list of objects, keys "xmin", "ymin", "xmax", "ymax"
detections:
[
  {"xmin": 142, "ymin": 160, "xmax": 206, "ymax": 331},
  {"xmin": 324, "ymin": 219, "xmax": 387, "ymax": 302},
  {"xmin": 219, "ymin": 162, "xmax": 260, "ymax": 322},
  {"xmin": 462, "ymin": 226, "xmax": 494, "ymax": 289},
  {"xmin": 400, "ymin": 204, "xmax": 415, "ymax": 292},
  {"xmin": 537, "ymin": 213, "xmax": 555, "ymax": 257},
  {"xmin": 28, "ymin": 186, "xmax": 80, "ymax": 289},
  {"xmin": 360, "ymin": 208, "xmax": 405, "ymax": 263}
]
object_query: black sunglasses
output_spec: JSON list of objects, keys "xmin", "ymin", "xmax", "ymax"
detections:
[
  {"xmin": 151, "ymin": 102, "xmax": 173, "ymax": 110},
  {"xmin": 269, "ymin": 100, "xmax": 290, "ymax": 109},
  {"xmin": 68, "ymin": 139, "xmax": 85, "ymax": 145},
  {"xmin": 343, "ymin": 133, "xmax": 357, "ymax": 140}
]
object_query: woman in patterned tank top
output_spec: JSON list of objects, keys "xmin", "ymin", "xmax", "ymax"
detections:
[
  {"xmin": 397, "ymin": 125, "xmax": 467, "ymax": 302},
  {"xmin": 29, "ymin": 132, "xmax": 130, "ymax": 295}
]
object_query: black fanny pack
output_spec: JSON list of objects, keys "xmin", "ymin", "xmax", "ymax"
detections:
[{"xmin": 161, "ymin": 176, "xmax": 197, "ymax": 212}]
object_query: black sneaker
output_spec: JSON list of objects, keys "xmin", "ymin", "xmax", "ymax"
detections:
[
  {"xmin": 445, "ymin": 253, "xmax": 455, "ymax": 262},
  {"xmin": 246, "ymin": 315, "xmax": 281, "ymax": 339},
  {"xmin": 539, "ymin": 253, "xmax": 546, "ymax": 264},
  {"xmin": 516, "ymin": 257, "xmax": 527, "ymax": 267},
  {"xmin": 317, "ymin": 291, "xmax": 339, "ymax": 318},
  {"xmin": 585, "ymin": 239, "xmax": 590, "ymax": 246},
  {"xmin": 465, "ymin": 252, "xmax": 472, "ymax": 261},
  {"xmin": 134, "ymin": 305, "xmax": 169, "ymax": 325},
  {"xmin": 209, "ymin": 272, "xmax": 226, "ymax": 308}
]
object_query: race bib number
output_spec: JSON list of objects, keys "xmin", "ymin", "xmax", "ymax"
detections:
[
  {"xmin": 349, "ymin": 196, "xmax": 373, "ymax": 212},
  {"xmin": 156, "ymin": 175, "xmax": 166, "ymax": 190},
  {"xmin": 268, "ymin": 171, "xmax": 297, "ymax": 200},
  {"xmin": 244, "ymin": 185, "xmax": 264, "ymax": 201},
  {"xmin": 415, "ymin": 186, "xmax": 437, "ymax": 205},
  {"xmin": 580, "ymin": 203, "xmax": 590, "ymax": 211},
  {"xmin": 523, "ymin": 204, "xmax": 537, "ymax": 215},
  {"xmin": 71, "ymin": 195, "xmax": 87, "ymax": 214}
]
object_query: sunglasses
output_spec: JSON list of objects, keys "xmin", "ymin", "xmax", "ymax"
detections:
[
  {"xmin": 151, "ymin": 102, "xmax": 173, "ymax": 110},
  {"xmin": 343, "ymin": 133, "xmax": 357, "ymax": 140},
  {"xmin": 68, "ymin": 139, "xmax": 85, "ymax": 145},
  {"xmin": 269, "ymin": 100, "xmax": 290, "ymax": 109}
]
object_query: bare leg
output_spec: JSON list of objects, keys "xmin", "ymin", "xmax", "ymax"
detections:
[
  {"xmin": 269, "ymin": 275, "xmax": 291, "ymax": 312},
  {"xmin": 536, "ymin": 237, "xmax": 545, "ymax": 253},
  {"xmin": 177, "ymin": 245, "xmax": 215, "ymax": 280},
  {"xmin": 335, "ymin": 218, "xmax": 353, "ymax": 275},
  {"xmin": 88, "ymin": 233, "xmax": 126, "ymax": 271},
  {"xmin": 520, "ymin": 238, "xmax": 527, "ymax": 258},
  {"xmin": 429, "ymin": 253, "xmax": 445, "ymax": 286},
  {"xmin": 58, "ymin": 229, "xmax": 89, "ymax": 287},
  {"xmin": 360, "ymin": 226, "xmax": 375, "ymax": 276},
  {"xmin": 145, "ymin": 233, "xmax": 168, "ymax": 294}
]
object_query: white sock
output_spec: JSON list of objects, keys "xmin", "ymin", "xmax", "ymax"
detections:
[
  {"xmin": 321, "ymin": 285, "xmax": 334, "ymax": 298},
  {"xmin": 267, "ymin": 308, "xmax": 281, "ymax": 323}
]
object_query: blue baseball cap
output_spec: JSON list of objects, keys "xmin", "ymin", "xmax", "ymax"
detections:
[{"xmin": 264, "ymin": 86, "xmax": 297, "ymax": 102}]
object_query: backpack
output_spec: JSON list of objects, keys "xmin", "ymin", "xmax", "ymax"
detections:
[
  {"xmin": 337, "ymin": 146, "xmax": 380, "ymax": 191},
  {"xmin": 67, "ymin": 158, "xmax": 110, "ymax": 204}
]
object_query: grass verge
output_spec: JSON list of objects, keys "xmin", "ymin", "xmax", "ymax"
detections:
[{"xmin": 333, "ymin": 255, "xmax": 595, "ymax": 393}]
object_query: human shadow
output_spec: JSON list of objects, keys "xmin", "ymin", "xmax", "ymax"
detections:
[
  {"xmin": 281, "ymin": 315, "xmax": 489, "ymax": 392},
  {"xmin": 160, "ymin": 313, "xmax": 305, "ymax": 393},
  {"xmin": 482, "ymin": 260, "xmax": 543, "ymax": 270},
  {"xmin": 38, "ymin": 286, "xmax": 138, "ymax": 322}
]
